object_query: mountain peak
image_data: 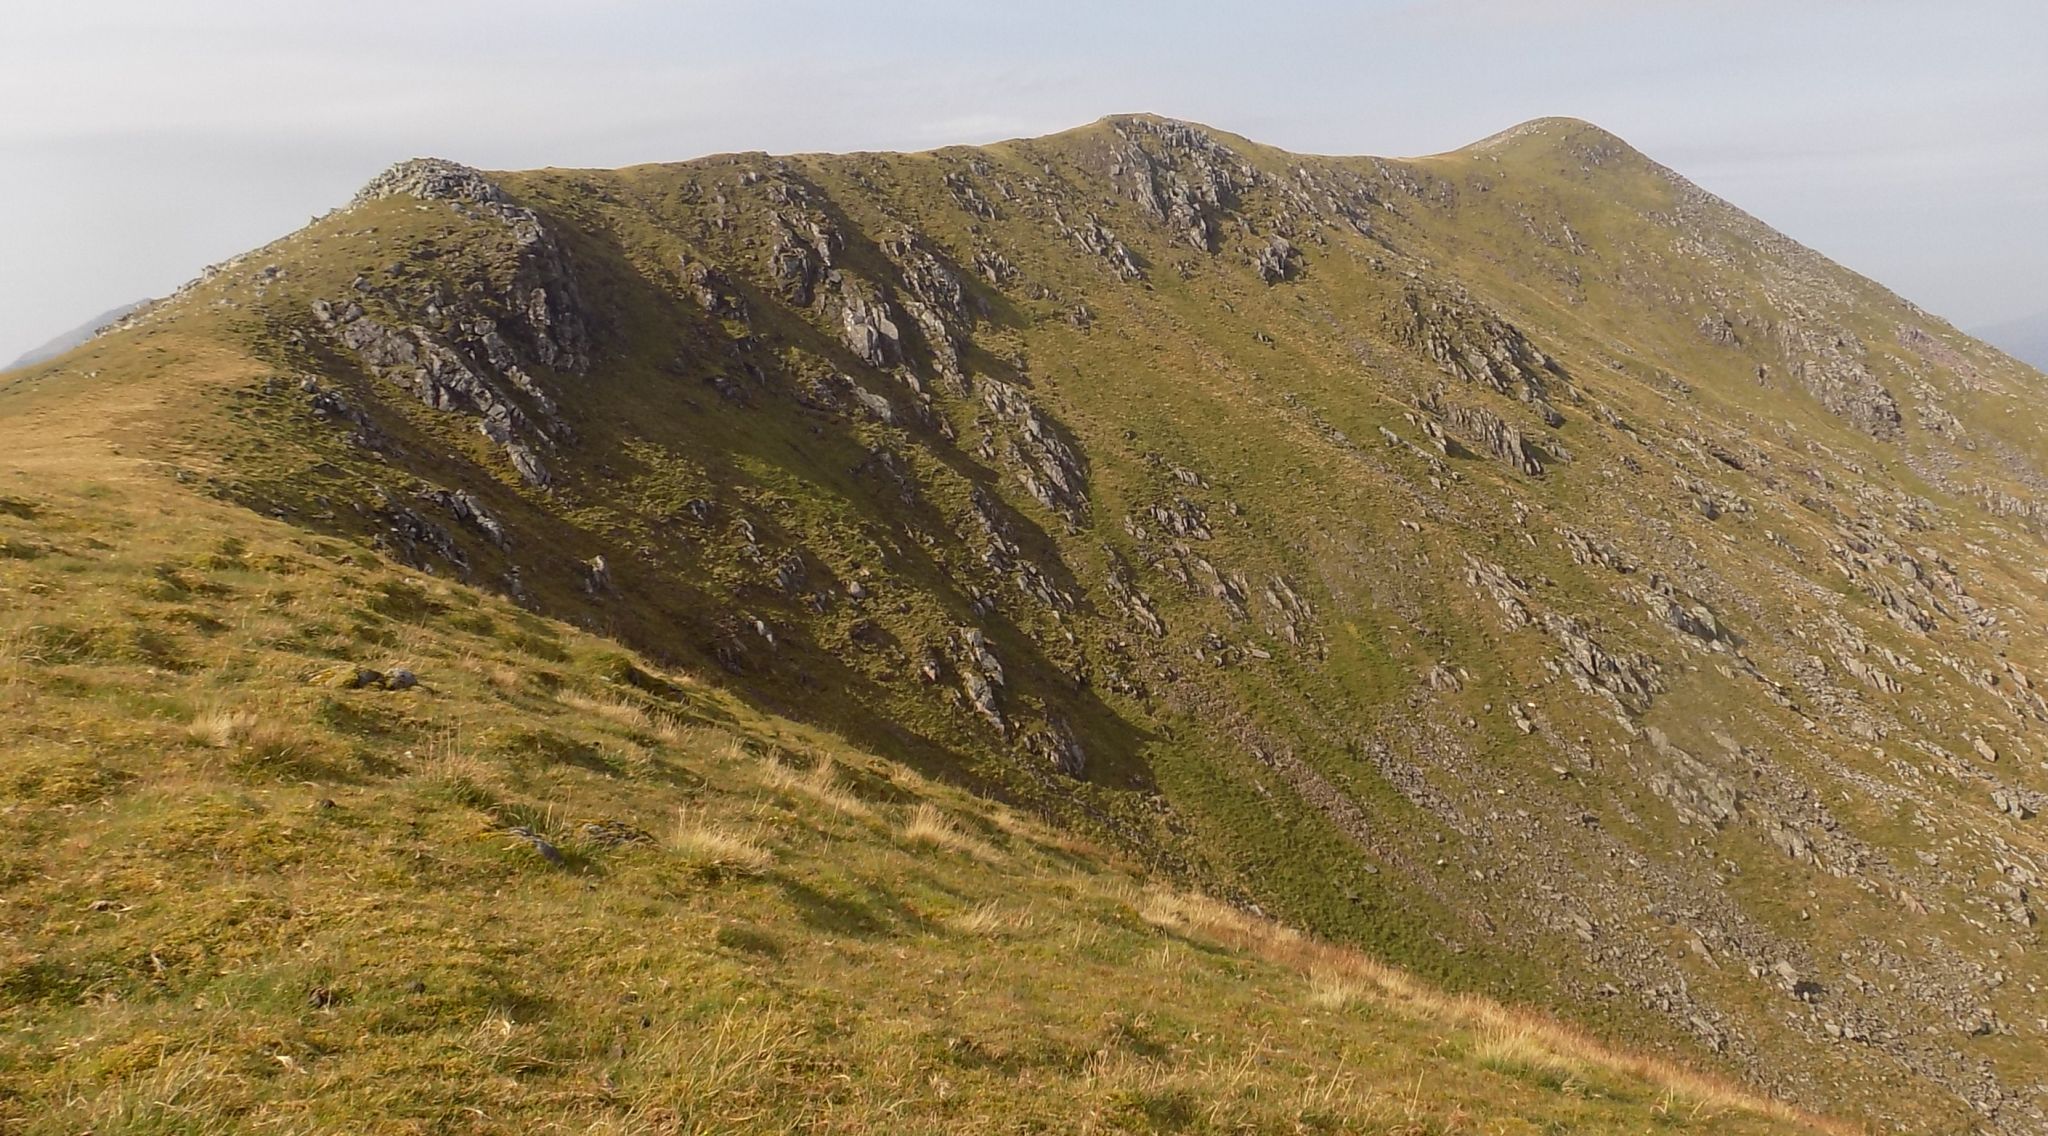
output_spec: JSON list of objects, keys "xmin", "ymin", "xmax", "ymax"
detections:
[
  {"xmin": 1457, "ymin": 115, "xmax": 1645, "ymax": 165},
  {"xmin": 7, "ymin": 111, "xmax": 2047, "ymax": 1135},
  {"xmin": 353, "ymin": 157, "xmax": 508, "ymax": 206}
]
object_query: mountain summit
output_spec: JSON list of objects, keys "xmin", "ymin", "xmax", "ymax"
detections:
[{"xmin": 4, "ymin": 115, "xmax": 2045, "ymax": 1132}]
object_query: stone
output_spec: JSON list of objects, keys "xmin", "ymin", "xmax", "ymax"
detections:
[
  {"xmin": 584, "ymin": 555, "xmax": 615, "ymax": 595},
  {"xmin": 506, "ymin": 824, "xmax": 565, "ymax": 866},
  {"xmin": 1032, "ymin": 717, "xmax": 1087, "ymax": 778},
  {"xmin": 839, "ymin": 289, "xmax": 903, "ymax": 368},
  {"xmin": 315, "ymin": 665, "xmax": 386, "ymax": 690},
  {"xmin": 1252, "ymin": 235, "xmax": 1300, "ymax": 283},
  {"xmin": 1993, "ymin": 787, "xmax": 2036, "ymax": 820}
]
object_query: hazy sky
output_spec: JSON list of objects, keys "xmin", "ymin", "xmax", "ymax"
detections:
[{"xmin": 4, "ymin": 0, "xmax": 2044, "ymax": 362}]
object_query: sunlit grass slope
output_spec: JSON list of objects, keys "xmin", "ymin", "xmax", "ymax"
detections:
[{"xmin": 0, "ymin": 380, "xmax": 1847, "ymax": 1134}]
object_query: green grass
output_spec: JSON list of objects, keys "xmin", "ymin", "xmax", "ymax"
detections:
[
  {"xmin": 5, "ymin": 111, "xmax": 2043, "ymax": 1132},
  {"xmin": 0, "ymin": 455, "xmax": 1841, "ymax": 1134}
]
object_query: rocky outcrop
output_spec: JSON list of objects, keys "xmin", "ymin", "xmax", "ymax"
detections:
[
  {"xmin": 951, "ymin": 627, "xmax": 1007, "ymax": 733},
  {"xmin": 968, "ymin": 488, "xmax": 1077, "ymax": 613},
  {"xmin": 883, "ymin": 230, "xmax": 973, "ymax": 386},
  {"xmin": 1104, "ymin": 554, "xmax": 1167, "ymax": 638},
  {"xmin": 368, "ymin": 489, "xmax": 467, "ymax": 572},
  {"xmin": 1110, "ymin": 118, "xmax": 1256, "ymax": 253},
  {"xmin": 1543, "ymin": 613, "xmax": 1663, "ymax": 713},
  {"xmin": 1464, "ymin": 556, "xmax": 1534, "ymax": 628},
  {"xmin": 1783, "ymin": 324, "xmax": 1902, "ymax": 440},
  {"xmin": 356, "ymin": 159, "xmax": 506, "ymax": 207},
  {"xmin": 317, "ymin": 160, "xmax": 596, "ymax": 487},
  {"xmin": 355, "ymin": 159, "xmax": 591, "ymax": 374},
  {"xmin": 1642, "ymin": 582, "xmax": 1723, "ymax": 646},
  {"xmin": 1404, "ymin": 289, "xmax": 1561, "ymax": 412},
  {"xmin": 682, "ymin": 260, "xmax": 746, "ymax": 320},
  {"xmin": 1562, "ymin": 527, "xmax": 1635, "ymax": 573},
  {"xmin": 1056, "ymin": 211, "xmax": 1144, "ymax": 281},
  {"xmin": 1644, "ymin": 727, "xmax": 1741, "ymax": 828},
  {"xmin": 1252, "ymin": 235, "xmax": 1300, "ymax": 283},
  {"xmin": 311, "ymin": 299, "xmax": 560, "ymax": 487},
  {"xmin": 1142, "ymin": 498, "xmax": 1212, "ymax": 541},
  {"xmin": 978, "ymin": 378, "xmax": 1088, "ymax": 521},
  {"xmin": 1427, "ymin": 395, "xmax": 1544, "ymax": 476},
  {"xmin": 1028, "ymin": 715, "xmax": 1087, "ymax": 777},
  {"xmin": 419, "ymin": 486, "xmax": 508, "ymax": 548},
  {"xmin": 838, "ymin": 286, "xmax": 903, "ymax": 369}
]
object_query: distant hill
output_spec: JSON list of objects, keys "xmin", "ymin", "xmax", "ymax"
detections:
[
  {"xmin": 1973, "ymin": 310, "xmax": 2048, "ymax": 371},
  {"xmin": 3, "ymin": 299, "xmax": 150, "ymax": 371}
]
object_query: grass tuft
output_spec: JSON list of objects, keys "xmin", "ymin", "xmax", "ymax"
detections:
[
  {"xmin": 902, "ymin": 801, "xmax": 997, "ymax": 860},
  {"xmin": 669, "ymin": 808, "xmax": 773, "ymax": 876},
  {"xmin": 761, "ymin": 754, "xmax": 872, "ymax": 818}
]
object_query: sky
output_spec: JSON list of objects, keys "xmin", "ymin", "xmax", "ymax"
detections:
[{"xmin": 3, "ymin": 0, "xmax": 2045, "ymax": 362}]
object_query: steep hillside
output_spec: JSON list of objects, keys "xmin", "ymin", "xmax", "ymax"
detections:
[
  {"xmin": 8, "ymin": 113, "xmax": 2048, "ymax": 1131},
  {"xmin": 0, "ymin": 424, "xmax": 1837, "ymax": 1133}
]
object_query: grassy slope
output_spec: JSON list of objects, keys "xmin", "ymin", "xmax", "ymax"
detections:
[
  {"xmin": 0, "ymin": 370, "xmax": 1840, "ymax": 1134},
  {"xmin": 6, "ymin": 113, "xmax": 2047, "ymax": 1132}
]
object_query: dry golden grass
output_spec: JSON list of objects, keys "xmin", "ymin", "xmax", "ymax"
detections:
[
  {"xmin": 941, "ymin": 899, "xmax": 1032, "ymax": 938},
  {"xmin": 557, "ymin": 688, "xmax": 654, "ymax": 733},
  {"xmin": 1306, "ymin": 964, "xmax": 1370, "ymax": 1010},
  {"xmin": 663, "ymin": 722, "xmax": 750, "ymax": 762},
  {"xmin": 187, "ymin": 705, "xmax": 260, "ymax": 748},
  {"xmin": 578, "ymin": 1008, "xmax": 803, "ymax": 1136},
  {"xmin": 669, "ymin": 808, "xmax": 773, "ymax": 875},
  {"xmin": 902, "ymin": 801, "xmax": 997, "ymax": 860},
  {"xmin": 1472, "ymin": 1020, "xmax": 1586, "ymax": 1086},
  {"xmin": 760, "ymin": 754, "xmax": 871, "ymax": 818},
  {"xmin": 185, "ymin": 704, "xmax": 310, "ymax": 761},
  {"xmin": 481, "ymin": 660, "xmax": 526, "ymax": 692},
  {"xmin": 647, "ymin": 708, "xmax": 692, "ymax": 746},
  {"xmin": 406, "ymin": 737, "xmax": 504, "ymax": 802},
  {"xmin": 1132, "ymin": 885, "xmax": 1860, "ymax": 1134}
]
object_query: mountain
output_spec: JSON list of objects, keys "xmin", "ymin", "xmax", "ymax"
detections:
[
  {"xmin": 4, "ymin": 112, "xmax": 2046, "ymax": 1132},
  {"xmin": 1973, "ymin": 310, "xmax": 2048, "ymax": 372},
  {"xmin": 2, "ymin": 299, "xmax": 151, "ymax": 372}
]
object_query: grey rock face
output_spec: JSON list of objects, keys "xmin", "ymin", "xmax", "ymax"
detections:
[
  {"xmin": 1438, "ymin": 399, "xmax": 1544, "ymax": 476},
  {"xmin": 313, "ymin": 160, "xmax": 598, "ymax": 490},
  {"xmin": 1252, "ymin": 235, "xmax": 1299, "ymax": 284},
  {"xmin": 1783, "ymin": 324, "xmax": 1902, "ymax": 440},
  {"xmin": 419, "ymin": 487, "xmax": 509, "ymax": 548},
  {"xmin": 1110, "ymin": 118, "xmax": 1254, "ymax": 253},
  {"xmin": 354, "ymin": 159, "xmax": 592, "ymax": 373},
  {"xmin": 838, "ymin": 288, "xmax": 903, "ymax": 369},
  {"xmin": 682, "ymin": 261, "xmax": 746, "ymax": 320},
  {"xmin": 1645, "ymin": 728, "xmax": 1742, "ymax": 828},
  {"xmin": 979, "ymin": 378, "xmax": 1088, "ymax": 521},
  {"xmin": 1057, "ymin": 211, "xmax": 1143, "ymax": 281},
  {"xmin": 1543, "ymin": 613, "xmax": 1663, "ymax": 713},
  {"xmin": 1031, "ymin": 716, "xmax": 1087, "ymax": 777}
]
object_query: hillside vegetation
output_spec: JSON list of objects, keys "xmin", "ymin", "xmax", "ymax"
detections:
[
  {"xmin": 7, "ymin": 113, "xmax": 2048, "ymax": 1131},
  {"xmin": 0, "ymin": 428, "xmax": 1837, "ymax": 1133}
]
